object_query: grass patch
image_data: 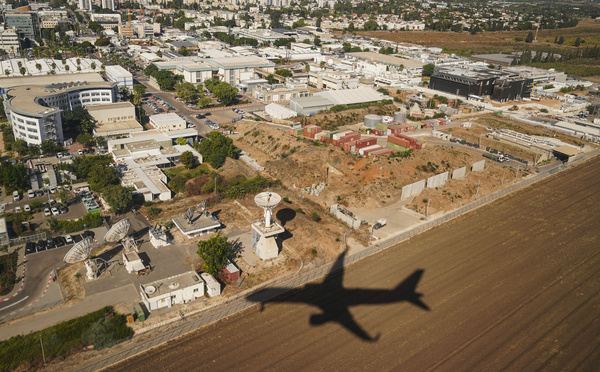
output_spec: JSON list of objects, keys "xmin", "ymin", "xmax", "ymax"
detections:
[
  {"xmin": 0, "ymin": 306, "xmax": 133, "ymax": 371},
  {"xmin": 0, "ymin": 251, "xmax": 18, "ymax": 296}
]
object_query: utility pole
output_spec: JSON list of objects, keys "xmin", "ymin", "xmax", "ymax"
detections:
[
  {"xmin": 40, "ymin": 335, "xmax": 47, "ymax": 366},
  {"xmin": 426, "ymin": 199, "xmax": 432, "ymax": 220},
  {"xmin": 475, "ymin": 180, "xmax": 480, "ymax": 199}
]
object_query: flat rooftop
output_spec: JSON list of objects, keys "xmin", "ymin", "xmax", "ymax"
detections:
[
  {"xmin": 94, "ymin": 120, "xmax": 143, "ymax": 135},
  {"xmin": 173, "ymin": 212, "xmax": 221, "ymax": 235},
  {"xmin": 347, "ymin": 52, "xmax": 424, "ymax": 68},
  {"xmin": 0, "ymin": 72, "xmax": 104, "ymax": 88},
  {"xmin": 141, "ymin": 271, "xmax": 202, "ymax": 299},
  {"xmin": 150, "ymin": 113, "xmax": 185, "ymax": 126},
  {"xmin": 87, "ymin": 101, "xmax": 135, "ymax": 112}
]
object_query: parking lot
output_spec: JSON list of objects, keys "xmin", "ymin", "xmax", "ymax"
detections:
[{"xmin": 24, "ymin": 230, "xmax": 96, "ymax": 255}]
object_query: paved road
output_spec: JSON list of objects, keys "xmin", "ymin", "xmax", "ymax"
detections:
[{"xmin": 108, "ymin": 156, "xmax": 600, "ymax": 371}]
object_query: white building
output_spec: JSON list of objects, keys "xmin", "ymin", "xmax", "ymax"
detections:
[
  {"xmin": 0, "ymin": 28, "xmax": 19, "ymax": 53},
  {"xmin": 153, "ymin": 60, "xmax": 215, "ymax": 84},
  {"xmin": 105, "ymin": 65, "xmax": 134, "ymax": 92},
  {"xmin": 201, "ymin": 273, "xmax": 221, "ymax": 297},
  {"xmin": 265, "ymin": 103, "xmax": 297, "ymax": 120},
  {"xmin": 140, "ymin": 271, "xmax": 205, "ymax": 311},
  {"xmin": 3, "ymin": 78, "xmax": 118, "ymax": 146},
  {"xmin": 149, "ymin": 113, "xmax": 186, "ymax": 132},
  {"xmin": 79, "ymin": 0, "xmax": 92, "ymax": 11}
]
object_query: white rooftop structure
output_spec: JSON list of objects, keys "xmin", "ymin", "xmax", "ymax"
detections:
[
  {"xmin": 315, "ymin": 86, "xmax": 385, "ymax": 106},
  {"xmin": 265, "ymin": 103, "xmax": 297, "ymax": 120},
  {"xmin": 140, "ymin": 271, "xmax": 205, "ymax": 311},
  {"xmin": 105, "ymin": 65, "xmax": 134, "ymax": 91}
]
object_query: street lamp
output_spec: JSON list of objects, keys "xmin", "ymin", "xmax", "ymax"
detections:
[{"xmin": 425, "ymin": 199, "xmax": 432, "ymax": 220}]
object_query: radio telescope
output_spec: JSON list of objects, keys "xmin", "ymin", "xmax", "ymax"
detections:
[
  {"xmin": 104, "ymin": 218, "xmax": 130, "ymax": 243},
  {"xmin": 254, "ymin": 192, "xmax": 282, "ymax": 228},
  {"xmin": 104, "ymin": 218, "xmax": 138, "ymax": 252},
  {"xmin": 251, "ymin": 192, "xmax": 284, "ymax": 260},
  {"xmin": 64, "ymin": 237, "xmax": 100, "ymax": 280}
]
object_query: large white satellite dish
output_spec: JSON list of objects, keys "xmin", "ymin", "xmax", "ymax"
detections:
[
  {"xmin": 104, "ymin": 218, "xmax": 131, "ymax": 243},
  {"xmin": 254, "ymin": 192, "xmax": 282, "ymax": 228},
  {"xmin": 64, "ymin": 237, "xmax": 95, "ymax": 264}
]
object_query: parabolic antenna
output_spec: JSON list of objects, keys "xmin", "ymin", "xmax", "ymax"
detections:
[
  {"xmin": 104, "ymin": 218, "xmax": 131, "ymax": 243},
  {"xmin": 254, "ymin": 192, "xmax": 282, "ymax": 228},
  {"xmin": 254, "ymin": 192, "xmax": 282, "ymax": 209},
  {"xmin": 64, "ymin": 237, "xmax": 95, "ymax": 264}
]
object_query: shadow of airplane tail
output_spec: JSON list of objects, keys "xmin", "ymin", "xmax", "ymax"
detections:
[{"xmin": 395, "ymin": 269, "xmax": 430, "ymax": 311}]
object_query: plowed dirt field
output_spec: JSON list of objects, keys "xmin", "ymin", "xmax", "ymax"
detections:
[{"xmin": 107, "ymin": 156, "xmax": 600, "ymax": 371}]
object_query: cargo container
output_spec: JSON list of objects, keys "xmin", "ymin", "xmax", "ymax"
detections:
[
  {"xmin": 370, "ymin": 148, "xmax": 395, "ymax": 156},
  {"xmin": 359, "ymin": 144, "xmax": 382, "ymax": 156},
  {"xmin": 372, "ymin": 129, "xmax": 385, "ymax": 136},
  {"xmin": 343, "ymin": 140, "xmax": 358, "ymax": 152},
  {"xmin": 386, "ymin": 142, "xmax": 407, "ymax": 152},
  {"xmin": 354, "ymin": 138, "xmax": 377, "ymax": 149},
  {"xmin": 315, "ymin": 132, "xmax": 327, "ymax": 141},
  {"xmin": 363, "ymin": 145, "xmax": 384, "ymax": 155},
  {"xmin": 376, "ymin": 123, "xmax": 389, "ymax": 131},
  {"xmin": 332, "ymin": 130, "xmax": 353, "ymax": 141},
  {"xmin": 339, "ymin": 132, "xmax": 360, "ymax": 144}
]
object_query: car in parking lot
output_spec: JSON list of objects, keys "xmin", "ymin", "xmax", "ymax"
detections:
[
  {"xmin": 44, "ymin": 208, "xmax": 51, "ymax": 216},
  {"xmin": 51, "ymin": 207, "xmax": 59, "ymax": 215},
  {"xmin": 14, "ymin": 206, "xmax": 21, "ymax": 213},
  {"xmin": 53, "ymin": 236, "xmax": 66, "ymax": 247},
  {"xmin": 50, "ymin": 186, "xmax": 56, "ymax": 194},
  {"xmin": 46, "ymin": 239, "xmax": 56, "ymax": 249},
  {"xmin": 35, "ymin": 189, "xmax": 43, "ymax": 197},
  {"xmin": 195, "ymin": 113, "xmax": 205, "ymax": 119},
  {"xmin": 25, "ymin": 242, "xmax": 36, "ymax": 254},
  {"xmin": 83, "ymin": 230, "xmax": 95, "ymax": 238},
  {"xmin": 24, "ymin": 204, "xmax": 30, "ymax": 212},
  {"xmin": 28, "ymin": 189, "xmax": 35, "ymax": 198},
  {"xmin": 59, "ymin": 206, "xmax": 68, "ymax": 214},
  {"xmin": 36, "ymin": 240, "xmax": 47, "ymax": 251},
  {"xmin": 65, "ymin": 235, "xmax": 73, "ymax": 244}
]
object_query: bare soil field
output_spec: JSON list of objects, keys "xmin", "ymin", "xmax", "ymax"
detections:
[
  {"xmin": 358, "ymin": 19, "xmax": 600, "ymax": 55},
  {"xmin": 106, "ymin": 151, "xmax": 600, "ymax": 372}
]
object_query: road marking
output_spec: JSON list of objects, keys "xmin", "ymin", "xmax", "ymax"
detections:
[{"xmin": 0, "ymin": 296, "xmax": 29, "ymax": 311}]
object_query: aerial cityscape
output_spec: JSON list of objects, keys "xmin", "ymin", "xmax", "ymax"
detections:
[{"xmin": 0, "ymin": 0, "xmax": 598, "ymax": 370}]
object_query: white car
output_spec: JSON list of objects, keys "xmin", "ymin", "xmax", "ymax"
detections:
[
  {"xmin": 15, "ymin": 206, "xmax": 22, "ymax": 213},
  {"xmin": 65, "ymin": 235, "xmax": 73, "ymax": 244},
  {"xmin": 28, "ymin": 189, "xmax": 35, "ymax": 198},
  {"xmin": 44, "ymin": 208, "xmax": 51, "ymax": 216},
  {"xmin": 24, "ymin": 204, "xmax": 31, "ymax": 212},
  {"xmin": 51, "ymin": 207, "xmax": 60, "ymax": 216},
  {"xmin": 50, "ymin": 186, "xmax": 56, "ymax": 194}
]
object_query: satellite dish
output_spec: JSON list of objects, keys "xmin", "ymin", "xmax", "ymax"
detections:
[
  {"xmin": 64, "ymin": 237, "xmax": 94, "ymax": 263},
  {"xmin": 254, "ymin": 192, "xmax": 282, "ymax": 209},
  {"xmin": 104, "ymin": 218, "xmax": 131, "ymax": 243},
  {"xmin": 145, "ymin": 285, "xmax": 156, "ymax": 295}
]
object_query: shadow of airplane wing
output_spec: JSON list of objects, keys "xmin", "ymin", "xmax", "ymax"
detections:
[{"xmin": 310, "ymin": 309, "xmax": 380, "ymax": 342}]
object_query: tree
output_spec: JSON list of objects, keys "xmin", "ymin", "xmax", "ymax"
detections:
[
  {"xmin": 176, "ymin": 137, "xmax": 188, "ymax": 146},
  {"xmin": 12, "ymin": 140, "xmax": 28, "ymax": 156},
  {"xmin": 35, "ymin": 63, "xmax": 42, "ymax": 72},
  {"xmin": 88, "ymin": 167, "xmax": 119, "ymax": 192},
  {"xmin": 525, "ymin": 32, "xmax": 534, "ymax": 43},
  {"xmin": 348, "ymin": 22, "xmax": 355, "ymax": 32},
  {"xmin": 196, "ymin": 233, "xmax": 233, "ymax": 277},
  {"xmin": 557, "ymin": 36, "xmax": 565, "ymax": 45},
  {"xmin": 313, "ymin": 36, "xmax": 321, "ymax": 47},
  {"xmin": 422, "ymin": 63, "xmax": 435, "ymax": 77},
  {"xmin": 587, "ymin": 104, "xmax": 599, "ymax": 115},
  {"xmin": 19, "ymin": 67, "xmax": 26, "ymax": 76},
  {"xmin": 574, "ymin": 37, "xmax": 581, "ymax": 47},
  {"xmin": 41, "ymin": 140, "xmax": 59, "ymax": 154},
  {"xmin": 175, "ymin": 82, "xmax": 199, "ymax": 102},
  {"xmin": 0, "ymin": 162, "xmax": 28, "ymax": 192},
  {"xmin": 103, "ymin": 185, "xmax": 133, "ymax": 215},
  {"xmin": 197, "ymin": 131, "xmax": 238, "ymax": 169},
  {"xmin": 212, "ymin": 82, "xmax": 238, "ymax": 105},
  {"xmin": 363, "ymin": 20, "xmax": 378, "ymax": 31},
  {"xmin": 133, "ymin": 84, "xmax": 146, "ymax": 97},
  {"xmin": 198, "ymin": 97, "xmax": 212, "ymax": 107},
  {"xmin": 91, "ymin": 62, "xmax": 97, "ymax": 71},
  {"xmin": 275, "ymin": 69, "xmax": 292, "ymax": 77},
  {"xmin": 180, "ymin": 150, "xmax": 197, "ymax": 169},
  {"xmin": 96, "ymin": 136, "xmax": 107, "ymax": 148}
]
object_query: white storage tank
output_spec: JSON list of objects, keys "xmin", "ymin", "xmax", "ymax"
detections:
[
  {"xmin": 394, "ymin": 111, "xmax": 406, "ymax": 124},
  {"xmin": 364, "ymin": 114, "xmax": 382, "ymax": 128}
]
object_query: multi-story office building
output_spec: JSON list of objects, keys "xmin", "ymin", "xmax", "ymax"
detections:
[
  {"xmin": 0, "ymin": 28, "xmax": 20, "ymax": 53},
  {"xmin": 79, "ymin": 0, "xmax": 92, "ymax": 11},
  {"xmin": 3, "ymin": 11, "xmax": 40, "ymax": 39},
  {"xmin": 105, "ymin": 65, "xmax": 134, "ymax": 91},
  {"xmin": 3, "ymin": 80, "xmax": 118, "ymax": 145}
]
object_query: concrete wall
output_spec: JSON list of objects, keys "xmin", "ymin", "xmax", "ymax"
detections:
[
  {"xmin": 452, "ymin": 166, "xmax": 466, "ymax": 179},
  {"xmin": 427, "ymin": 172, "xmax": 449, "ymax": 188},
  {"xmin": 472, "ymin": 160, "xmax": 485, "ymax": 172},
  {"xmin": 330, "ymin": 204, "xmax": 361, "ymax": 229},
  {"xmin": 401, "ymin": 179, "xmax": 426, "ymax": 199}
]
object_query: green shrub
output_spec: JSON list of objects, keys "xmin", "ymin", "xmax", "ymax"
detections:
[
  {"xmin": 294, "ymin": 207, "xmax": 304, "ymax": 214},
  {"xmin": 311, "ymin": 212, "xmax": 321, "ymax": 222}
]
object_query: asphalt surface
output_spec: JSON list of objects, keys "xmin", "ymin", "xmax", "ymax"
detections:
[{"xmin": 108, "ymin": 156, "xmax": 600, "ymax": 371}]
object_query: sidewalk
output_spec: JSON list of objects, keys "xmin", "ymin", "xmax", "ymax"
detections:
[{"xmin": 0, "ymin": 245, "xmax": 26, "ymax": 303}]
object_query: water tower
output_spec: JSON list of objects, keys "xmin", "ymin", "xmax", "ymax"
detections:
[{"xmin": 252, "ymin": 192, "xmax": 285, "ymax": 260}]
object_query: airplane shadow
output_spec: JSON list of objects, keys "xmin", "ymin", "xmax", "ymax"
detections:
[{"xmin": 246, "ymin": 250, "xmax": 429, "ymax": 342}]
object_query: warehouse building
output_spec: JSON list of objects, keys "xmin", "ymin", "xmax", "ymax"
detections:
[
  {"xmin": 87, "ymin": 102, "xmax": 143, "ymax": 138},
  {"xmin": 290, "ymin": 95, "xmax": 334, "ymax": 116}
]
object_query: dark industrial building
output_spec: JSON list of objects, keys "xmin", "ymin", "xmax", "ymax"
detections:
[{"xmin": 429, "ymin": 67, "xmax": 532, "ymax": 102}]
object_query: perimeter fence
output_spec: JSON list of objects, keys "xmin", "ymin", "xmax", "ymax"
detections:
[{"xmin": 78, "ymin": 150, "xmax": 599, "ymax": 372}]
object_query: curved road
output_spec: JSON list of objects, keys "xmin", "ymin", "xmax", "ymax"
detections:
[{"xmin": 108, "ymin": 156, "xmax": 600, "ymax": 371}]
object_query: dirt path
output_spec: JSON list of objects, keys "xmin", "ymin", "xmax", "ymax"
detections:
[{"xmin": 106, "ymin": 156, "xmax": 600, "ymax": 371}]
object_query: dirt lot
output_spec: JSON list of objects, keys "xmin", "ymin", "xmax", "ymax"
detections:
[
  {"xmin": 106, "ymin": 148, "xmax": 600, "ymax": 372},
  {"xmin": 358, "ymin": 18, "xmax": 600, "ymax": 55}
]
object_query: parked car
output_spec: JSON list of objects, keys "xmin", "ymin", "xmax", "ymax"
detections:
[
  {"xmin": 44, "ymin": 208, "xmax": 51, "ymax": 216},
  {"xmin": 28, "ymin": 189, "xmax": 35, "ymax": 198},
  {"xmin": 13, "ymin": 191, "xmax": 20, "ymax": 201},
  {"xmin": 34, "ymin": 190, "xmax": 43, "ymax": 197},
  {"xmin": 24, "ymin": 204, "xmax": 30, "ymax": 212},
  {"xmin": 49, "ymin": 186, "xmax": 56, "ymax": 194},
  {"xmin": 36, "ymin": 240, "xmax": 47, "ymax": 251},
  {"xmin": 59, "ymin": 206, "xmax": 68, "ymax": 214},
  {"xmin": 51, "ymin": 207, "xmax": 59, "ymax": 216},
  {"xmin": 65, "ymin": 235, "xmax": 73, "ymax": 244},
  {"xmin": 46, "ymin": 239, "xmax": 56, "ymax": 249},
  {"xmin": 82, "ymin": 230, "xmax": 95, "ymax": 238},
  {"xmin": 14, "ymin": 206, "xmax": 21, "ymax": 213},
  {"xmin": 25, "ymin": 242, "xmax": 36, "ymax": 254}
]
